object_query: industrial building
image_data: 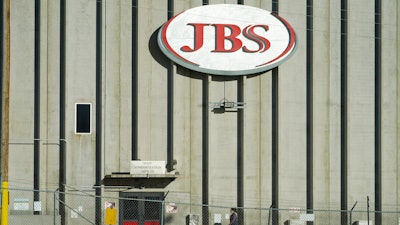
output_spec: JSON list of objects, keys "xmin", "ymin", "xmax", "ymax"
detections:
[{"xmin": 1, "ymin": 0, "xmax": 399, "ymax": 224}]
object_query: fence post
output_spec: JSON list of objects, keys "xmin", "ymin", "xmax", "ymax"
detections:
[
  {"xmin": 161, "ymin": 200, "xmax": 165, "ymax": 225},
  {"xmin": 349, "ymin": 201, "xmax": 357, "ymax": 225},
  {"xmin": 367, "ymin": 196, "xmax": 370, "ymax": 225},
  {"xmin": 349, "ymin": 211, "xmax": 352, "ymax": 225},
  {"xmin": 267, "ymin": 204, "xmax": 272, "ymax": 225},
  {"xmin": 54, "ymin": 190, "xmax": 56, "ymax": 225}
]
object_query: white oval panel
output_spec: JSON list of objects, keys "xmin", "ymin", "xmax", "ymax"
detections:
[{"xmin": 158, "ymin": 4, "xmax": 297, "ymax": 76}]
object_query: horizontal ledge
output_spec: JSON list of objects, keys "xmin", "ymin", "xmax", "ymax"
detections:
[{"xmin": 102, "ymin": 173, "xmax": 178, "ymax": 189}]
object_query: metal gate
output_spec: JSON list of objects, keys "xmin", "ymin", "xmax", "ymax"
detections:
[{"xmin": 119, "ymin": 192, "xmax": 163, "ymax": 225}]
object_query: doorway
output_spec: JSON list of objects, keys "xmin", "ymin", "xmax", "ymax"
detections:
[{"xmin": 119, "ymin": 192, "xmax": 164, "ymax": 225}]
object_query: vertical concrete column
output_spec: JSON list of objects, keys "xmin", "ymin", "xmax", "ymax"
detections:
[
  {"xmin": 381, "ymin": 0, "xmax": 399, "ymax": 224},
  {"xmin": 137, "ymin": 0, "xmax": 168, "ymax": 159},
  {"xmin": 278, "ymin": 0, "xmax": 307, "ymax": 209},
  {"xmin": 313, "ymin": 0, "xmax": 334, "ymax": 210},
  {"xmin": 347, "ymin": 0, "xmax": 375, "ymax": 211}
]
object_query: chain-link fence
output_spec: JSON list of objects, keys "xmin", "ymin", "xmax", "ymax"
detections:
[
  {"xmin": 2, "ymin": 187, "xmax": 400, "ymax": 225},
  {"xmin": 4, "ymin": 188, "xmax": 58, "ymax": 225}
]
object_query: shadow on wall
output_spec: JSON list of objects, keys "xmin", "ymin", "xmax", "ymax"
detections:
[
  {"xmin": 148, "ymin": 27, "xmax": 171, "ymax": 69},
  {"xmin": 149, "ymin": 27, "xmax": 222, "ymax": 81}
]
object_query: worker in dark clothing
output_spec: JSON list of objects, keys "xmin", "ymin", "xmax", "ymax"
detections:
[{"xmin": 229, "ymin": 208, "xmax": 238, "ymax": 225}]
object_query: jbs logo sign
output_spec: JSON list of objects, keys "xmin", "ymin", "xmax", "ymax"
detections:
[
  {"xmin": 158, "ymin": 4, "xmax": 296, "ymax": 76},
  {"xmin": 180, "ymin": 24, "xmax": 271, "ymax": 53}
]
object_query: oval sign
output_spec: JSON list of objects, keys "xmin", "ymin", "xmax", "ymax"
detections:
[{"xmin": 158, "ymin": 4, "xmax": 297, "ymax": 76}]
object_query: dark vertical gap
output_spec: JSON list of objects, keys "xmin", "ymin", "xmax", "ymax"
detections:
[
  {"xmin": 34, "ymin": 0, "xmax": 41, "ymax": 215},
  {"xmin": 237, "ymin": 76, "xmax": 244, "ymax": 225},
  {"xmin": 167, "ymin": 0, "xmax": 174, "ymax": 172},
  {"xmin": 271, "ymin": 1, "xmax": 279, "ymax": 225},
  {"xmin": 132, "ymin": 0, "xmax": 138, "ymax": 160},
  {"xmin": 271, "ymin": 71, "xmax": 279, "ymax": 225},
  {"xmin": 59, "ymin": 0, "xmax": 66, "ymax": 224},
  {"xmin": 202, "ymin": 76, "xmax": 209, "ymax": 225},
  {"xmin": 201, "ymin": 2, "xmax": 209, "ymax": 225},
  {"xmin": 306, "ymin": 0, "xmax": 314, "ymax": 220},
  {"xmin": 340, "ymin": 0, "xmax": 348, "ymax": 224},
  {"xmin": 0, "ymin": 0, "xmax": 3, "ymax": 174},
  {"xmin": 374, "ymin": 0, "xmax": 382, "ymax": 224},
  {"xmin": 95, "ymin": 0, "xmax": 102, "ymax": 225},
  {"xmin": 237, "ymin": 0, "xmax": 244, "ymax": 222}
]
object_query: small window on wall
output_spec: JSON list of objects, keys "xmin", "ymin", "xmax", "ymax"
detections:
[{"xmin": 75, "ymin": 103, "xmax": 92, "ymax": 134}]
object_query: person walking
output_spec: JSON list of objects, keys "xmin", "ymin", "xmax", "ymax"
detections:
[{"xmin": 229, "ymin": 208, "xmax": 238, "ymax": 225}]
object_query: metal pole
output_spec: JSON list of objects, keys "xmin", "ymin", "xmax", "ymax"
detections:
[
  {"xmin": 1, "ymin": 0, "xmax": 10, "ymax": 224},
  {"xmin": 53, "ymin": 190, "xmax": 57, "ymax": 225},
  {"xmin": 367, "ymin": 196, "xmax": 370, "ymax": 225},
  {"xmin": 267, "ymin": 204, "xmax": 273, "ymax": 225},
  {"xmin": 161, "ymin": 201, "xmax": 164, "ymax": 225},
  {"xmin": 349, "ymin": 201, "xmax": 357, "ymax": 225}
]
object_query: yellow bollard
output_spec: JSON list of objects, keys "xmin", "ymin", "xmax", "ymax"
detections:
[{"xmin": 1, "ymin": 182, "xmax": 8, "ymax": 225}]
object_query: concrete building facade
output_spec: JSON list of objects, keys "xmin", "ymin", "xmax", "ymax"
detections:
[{"xmin": 1, "ymin": 0, "xmax": 400, "ymax": 224}]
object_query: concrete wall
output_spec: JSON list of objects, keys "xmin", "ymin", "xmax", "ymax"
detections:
[{"xmin": 3, "ymin": 0, "xmax": 400, "ymax": 224}]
